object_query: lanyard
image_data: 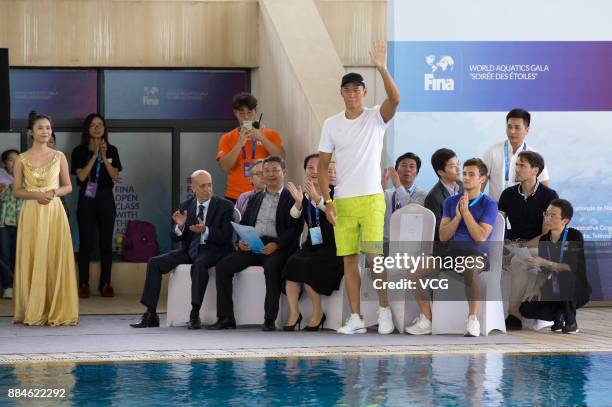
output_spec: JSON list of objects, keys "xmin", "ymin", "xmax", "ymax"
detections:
[
  {"xmin": 504, "ymin": 140, "xmax": 527, "ymax": 182},
  {"xmin": 391, "ymin": 186, "xmax": 416, "ymax": 213},
  {"xmin": 546, "ymin": 227, "xmax": 569, "ymax": 263},
  {"xmin": 240, "ymin": 128, "xmax": 257, "ymax": 161},
  {"xmin": 468, "ymin": 193, "xmax": 483, "ymax": 208},
  {"xmin": 90, "ymin": 151, "xmax": 103, "ymax": 181},
  {"xmin": 306, "ymin": 201, "xmax": 320, "ymax": 227}
]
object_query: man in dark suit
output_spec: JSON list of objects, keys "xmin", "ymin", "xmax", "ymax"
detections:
[
  {"xmin": 131, "ymin": 170, "xmax": 234, "ymax": 329},
  {"xmin": 424, "ymin": 148, "xmax": 464, "ymax": 241},
  {"xmin": 208, "ymin": 156, "xmax": 302, "ymax": 331}
]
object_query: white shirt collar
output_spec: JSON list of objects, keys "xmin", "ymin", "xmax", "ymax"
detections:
[
  {"xmin": 506, "ymin": 140, "xmax": 527, "ymax": 156},
  {"xmin": 518, "ymin": 181, "xmax": 539, "ymax": 199},
  {"xmin": 196, "ymin": 198, "xmax": 211, "ymax": 208},
  {"xmin": 264, "ymin": 186, "xmax": 284, "ymax": 196},
  {"xmin": 442, "ymin": 181, "xmax": 459, "ymax": 196}
]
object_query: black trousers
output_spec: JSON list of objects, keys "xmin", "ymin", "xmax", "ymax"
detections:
[
  {"xmin": 520, "ymin": 300, "xmax": 581, "ymax": 324},
  {"xmin": 215, "ymin": 249, "xmax": 291, "ymax": 321},
  {"xmin": 140, "ymin": 247, "xmax": 226, "ymax": 309},
  {"xmin": 77, "ymin": 188, "xmax": 116, "ymax": 288}
]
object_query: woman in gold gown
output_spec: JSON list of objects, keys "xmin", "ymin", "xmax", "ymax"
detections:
[{"xmin": 12, "ymin": 112, "xmax": 78, "ymax": 326}]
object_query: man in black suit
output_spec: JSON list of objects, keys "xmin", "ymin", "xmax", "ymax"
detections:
[
  {"xmin": 208, "ymin": 156, "xmax": 302, "ymax": 331},
  {"xmin": 424, "ymin": 148, "xmax": 464, "ymax": 241},
  {"xmin": 131, "ymin": 170, "xmax": 234, "ymax": 329}
]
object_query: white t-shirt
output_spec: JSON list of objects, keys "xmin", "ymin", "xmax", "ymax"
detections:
[
  {"xmin": 482, "ymin": 140, "xmax": 550, "ymax": 202},
  {"xmin": 318, "ymin": 106, "xmax": 389, "ymax": 199}
]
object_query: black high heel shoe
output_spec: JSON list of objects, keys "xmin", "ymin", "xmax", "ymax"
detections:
[
  {"xmin": 283, "ymin": 313, "xmax": 302, "ymax": 331},
  {"xmin": 303, "ymin": 313, "xmax": 326, "ymax": 331}
]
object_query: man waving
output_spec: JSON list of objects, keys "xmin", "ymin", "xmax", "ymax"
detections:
[{"xmin": 317, "ymin": 41, "xmax": 400, "ymax": 334}]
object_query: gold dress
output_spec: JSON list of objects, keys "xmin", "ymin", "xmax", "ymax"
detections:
[{"xmin": 13, "ymin": 152, "xmax": 79, "ymax": 326}]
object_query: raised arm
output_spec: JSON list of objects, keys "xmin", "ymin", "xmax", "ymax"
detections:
[
  {"xmin": 75, "ymin": 142, "xmax": 99, "ymax": 183},
  {"xmin": 252, "ymin": 128, "xmax": 286, "ymax": 158},
  {"xmin": 218, "ymin": 131, "xmax": 248, "ymax": 173},
  {"xmin": 370, "ymin": 41, "xmax": 400, "ymax": 123}
]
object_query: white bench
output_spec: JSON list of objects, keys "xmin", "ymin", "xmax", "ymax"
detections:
[{"xmin": 166, "ymin": 264, "xmax": 281, "ymax": 327}]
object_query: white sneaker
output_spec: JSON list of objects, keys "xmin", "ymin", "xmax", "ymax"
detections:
[
  {"xmin": 465, "ymin": 315, "xmax": 480, "ymax": 337},
  {"xmin": 377, "ymin": 306, "xmax": 395, "ymax": 334},
  {"xmin": 405, "ymin": 313, "xmax": 432, "ymax": 335},
  {"xmin": 337, "ymin": 313, "xmax": 366, "ymax": 334},
  {"xmin": 2, "ymin": 288, "xmax": 12, "ymax": 299}
]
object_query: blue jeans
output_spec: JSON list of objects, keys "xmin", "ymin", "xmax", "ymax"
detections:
[{"xmin": 0, "ymin": 225, "xmax": 16, "ymax": 289}]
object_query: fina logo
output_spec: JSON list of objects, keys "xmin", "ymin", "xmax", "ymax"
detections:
[
  {"xmin": 424, "ymin": 55, "xmax": 455, "ymax": 91},
  {"xmin": 143, "ymin": 86, "xmax": 159, "ymax": 105}
]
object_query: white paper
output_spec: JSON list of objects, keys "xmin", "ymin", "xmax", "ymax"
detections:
[
  {"xmin": 504, "ymin": 244, "xmax": 533, "ymax": 261},
  {"xmin": 399, "ymin": 213, "xmax": 424, "ymax": 241}
]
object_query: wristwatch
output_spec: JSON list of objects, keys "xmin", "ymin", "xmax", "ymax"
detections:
[{"xmin": 324, "ymin": 199, "xmax": 333, "ymax": 205}]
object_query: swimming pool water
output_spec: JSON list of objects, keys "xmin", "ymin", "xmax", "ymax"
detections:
[{"xmin": 1, "ymin": 353, "xmax": 611, "ymax": 406}]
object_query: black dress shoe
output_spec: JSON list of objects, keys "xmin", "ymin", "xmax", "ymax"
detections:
[
  {"xmin": 130, "ymin": 311, "xmax": 160, "ymax": 328},
  {"xmin": 551, "ymin": 314, "xmax": 565, "ymax": 333},
  {"xmin": 262, "ymin": 319, "xmax": 276, "ymax": 332},
  {"xmin": 563, "ymin": 321, "xmax": 579, "ymax": 334},
  {"xmin": 206, "ymin": 318, "xmax": 236, "ymax": 330},
  {"xmin": 188, "ymin": 310, "xmax": 202, "ymax": 330},
  {"xmin": 505, "ymin": 315, "xmax": 522, "ymax": 331}
]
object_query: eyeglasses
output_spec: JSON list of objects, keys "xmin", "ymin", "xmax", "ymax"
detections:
[
  {"xmin": 89, "ymin": 123, "xmax": 105, "ymax": 129},
  {"xmin": 251, "ymin": 171, "xmax": 263, "ymax": 177},
  {"xmin": 543, "ymin": 212, "xmax": 561, "ymax": 219},
  {"xmin": 263, "ymin": 168, "xmax": 283, "ymax": 175}
]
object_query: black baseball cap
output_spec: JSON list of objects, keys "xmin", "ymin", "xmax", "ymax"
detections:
[{"xmin": 341, "ymin": 72, "xmax": 365, "ymax": 88}]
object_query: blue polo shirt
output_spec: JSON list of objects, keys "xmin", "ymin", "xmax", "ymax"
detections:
[{"xmin": 442, "ymin": 193, "xmax": 498, "ymax": 245}]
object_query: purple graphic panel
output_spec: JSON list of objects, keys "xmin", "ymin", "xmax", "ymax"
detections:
[
  {"xmin": 10, "ymin": 69, "xmax": 97, "ymax": 120},
  {"xmin": 104, "ymin": 70, "xmax": 248, "ymax": 120}
]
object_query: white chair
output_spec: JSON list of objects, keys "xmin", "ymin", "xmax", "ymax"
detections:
[
  {"xmin": 167, "ymin": 264, "xmax": 282, "ymax": 327},
  {"xmin": 385, "ymin": 204, "xmax": 436, "ymax": 332},
  {"xmin": 168, "ymin": 207, "xmax": 279, "ymax": 327},
  {"xmin": 234, "ymin": 265, "xmax": 283, "ymax": 326},
  {"xmin": 431, "ymin": 212, "xmax": 507, "ymax": 336},
  {"xmin": 167, "ymin": 265, "xmax": 217, "ymax": 326}
]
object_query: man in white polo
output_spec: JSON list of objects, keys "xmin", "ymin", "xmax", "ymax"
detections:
[
  {"xmin": 317, "ymin": 41, "xmax": 400, "ymax": 335},
  {"xmin": 483, "ymin": 108, "xmax": 550, "ymax": 202}
]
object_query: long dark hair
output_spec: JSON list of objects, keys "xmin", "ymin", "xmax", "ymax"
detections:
[{"xmin": 80, "ymin": 113, "xmax": 109, "ymax": 147}]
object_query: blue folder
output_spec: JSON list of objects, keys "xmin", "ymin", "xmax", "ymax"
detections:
[{"xmin": 231, "ymin": 222, "xmax": 265, "ymax": 253}]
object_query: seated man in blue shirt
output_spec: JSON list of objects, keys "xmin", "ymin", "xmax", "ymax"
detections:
[{"xmin": 406, "ymin": 158, "xmax": 498, "ymax": 337}]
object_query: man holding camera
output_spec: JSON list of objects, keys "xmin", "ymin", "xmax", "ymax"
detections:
[{"xmin": 217, "ymin": 92, "xmax": 286, "ymax": 202}]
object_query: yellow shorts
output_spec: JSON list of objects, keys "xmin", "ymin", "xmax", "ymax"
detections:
[{"xmin": 333, "ymin": 193, "xmax": 385, "ymax": 256}]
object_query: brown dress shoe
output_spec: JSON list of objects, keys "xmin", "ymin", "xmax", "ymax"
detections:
[
  {"xmin": 78, "ymin": 284, "xmax": 90, "ymax": 299},
  {"xmin": 100, "ymin": 284, "xmax": 115, "ymax": 298}
]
